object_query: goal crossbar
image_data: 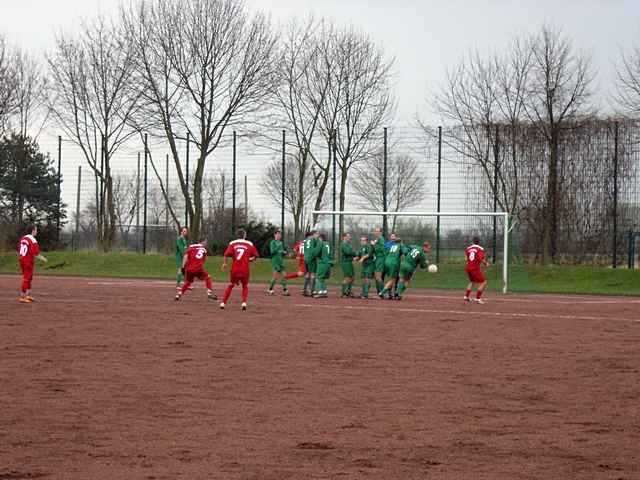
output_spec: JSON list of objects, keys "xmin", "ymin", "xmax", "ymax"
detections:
[{"xmin": 313, "ymin": 210, "xmax": 509, "ymax": 294}]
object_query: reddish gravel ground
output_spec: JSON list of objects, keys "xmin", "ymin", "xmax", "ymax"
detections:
[{"xmin": 1, "ymin": 274, "xmax": 639, "ymax": 480}]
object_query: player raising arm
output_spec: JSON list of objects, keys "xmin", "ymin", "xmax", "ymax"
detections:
[
  {"xmin": 357, "ymin": 236, "xmax": 375, "ymax": 299},
  {"xmin": 464, "ymin": 236, "xmax": 491, "ymax": 304},
  {"xmin": 220, "ymin": 229, "xmax": 259, "ymax": 311},
  {"xmin": 175, "ymin": 237, "xmax": 217, "ymax": 302},
  {"xmin": 17, "ymin": 224, "xmax": 47, "ymax": 303},
  {"xmin": 396, "ymin": 242, "xmax": 430, "ymax": 300},
  {"xmin": 267, "ymin": 230, "xmax": 289, "ymax": 296}
]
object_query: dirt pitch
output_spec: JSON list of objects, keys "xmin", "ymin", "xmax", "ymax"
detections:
[{"xmin": 1, "ymin": 274, "xmax": 639, "ymax": 480}]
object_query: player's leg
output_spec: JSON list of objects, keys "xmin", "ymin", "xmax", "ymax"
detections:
[
  {"xmin": 374, "ymin": 267, "xmax": 384, "ymax": 295},
  {"xmin": 278, "ymin": 267, "xmax": 289, "ymax": 295},
  {"xmin": 221, "ymin": 274, "xmax": 236, "ymax": 308},
  {"xmin": 201, "ymin": 271, "xmax": 216, "ymax": 300},
  {"xmin": 379, "ymin": 264, "xmax": 396, "ymax": 299},
  {"xmin": 240, "ymin": 276, "xmax": 249, "ymax": 310},
  {"xmin": 475, "ymin": 278, "xmax": 487, "ymax": 304},
  {"xmin": 176, "ymin": 271, "xmax": 193, "ymax": 300},
  {"xmin": 20, "ymin": 263, "xmax": 33, "ymax": 303},
  {"xmin": 267, "ymin": 270, "xmax": 277, "ymax": 295}
]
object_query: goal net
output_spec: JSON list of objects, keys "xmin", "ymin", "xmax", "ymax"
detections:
[{"xmin": 312, "ymin": 210, "xmax": 511, "ymax": 293}]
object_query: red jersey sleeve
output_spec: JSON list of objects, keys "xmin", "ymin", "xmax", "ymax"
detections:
[{"xmin": 224, "ymin": 245, "xmax": 234, "ymax": 258}]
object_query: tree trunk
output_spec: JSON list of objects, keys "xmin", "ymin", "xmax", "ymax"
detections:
[{"xmin": 542, "ymin": 133, "xmax": 559, "ymax": 264}]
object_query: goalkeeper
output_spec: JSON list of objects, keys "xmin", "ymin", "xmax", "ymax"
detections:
[{"xmin": 396, "ymin": 242, "xmax": 431, "ymax": 300}]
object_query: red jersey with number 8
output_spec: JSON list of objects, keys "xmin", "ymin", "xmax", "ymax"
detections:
[
  {"xmin": 18, "ymin": 235, "xmax": 40, "ymax": 265},
  {"xmin": 185, "ymin": 243, "xmax": 208, "ymax": 271},
  {"xmin": 224, "ymin": 239, "xmax": 259, "ymax": 276},
  {"xmin": 465, "ymin": 244, "xmax": 485, "ymax": 272}
]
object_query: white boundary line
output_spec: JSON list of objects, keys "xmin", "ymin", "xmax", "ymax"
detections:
[{"xmin": 294, "ymin": 303, "xmax": 640, "ymax": 324}]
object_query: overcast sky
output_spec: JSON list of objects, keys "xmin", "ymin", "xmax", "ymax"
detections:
[{"xmin": 2, "ymin": 0, "xmax": 639, "ymax": 124}]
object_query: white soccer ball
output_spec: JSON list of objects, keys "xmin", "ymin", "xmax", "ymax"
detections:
[{"xmin": 428, "ymin": 264, "xmax": 438, "ymax": 273}]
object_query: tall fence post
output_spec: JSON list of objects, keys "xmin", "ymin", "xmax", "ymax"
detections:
[
  {"xmin": 281, "ymin": 129, "xmax": 286, "ymax": 234},
  {"xmin": 143, "ymin": 134, "xmax": 148, "ymax": 254},
  {"xmin": 436, "ymin": 126, "xmax": 442, "ymax": 264},
  {"xmin": 383, "ymin": 127, "xmax": 388, "ymax": 237},
  {"xmin": 232, "ymin": 131, "xmax": 237, "ymax": 236},
  {"xmin": 57, "ymin": 136, "xmax": 62, "ymax": 245},
  {"xmin": 492, "ymin": 125, "xmax": 499, "ymax": 263},
  {"xmin": 75, "ymin": 165, "xmax": 81, "ymax": 251},
  {"xmin": 332, "ymin": 129, "xmax": 337, "ymax": 256},
  {"xmin": 613, "ymin": 121, "xmax": 619, "ymax": 268},
  {"xmin": 185, "ymin": 132, "xmax": 190, "ymax": 230},
  {"xmin": 136, "ymin": 153, "xmax": 140, "ymax": 251}
]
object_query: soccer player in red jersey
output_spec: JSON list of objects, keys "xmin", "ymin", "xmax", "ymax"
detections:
[
  {"xmin": 464, "ymin": 236, "xmax": 490, "ymax": 304},
  {"xmin": 17, "ymin": 224, "xmax": 48, "ymax": 303},
  {"xmin": 220, "ymin": 229, "xmax": 259, "ymax": 311},
  {"xmin": 174, "ymin": 237, "xmax": 217, "ymax": 302},
  {"xmin": 284, "ymin": 232, "xmax": 309, "ymax": 281}
]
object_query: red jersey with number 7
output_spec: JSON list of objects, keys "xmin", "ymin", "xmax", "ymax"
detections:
[
  {"xmin": 185, "ymin": 243, "xmax": 208, "ymax": 271},
  {"xmin": 224, "ymin": 239, "xmax": 259, "ymax": 276},
  {"xmin": 18, "ymin": 234, "xmax": 40, "ymax": 265},
  {"xmin": 465, "ymin": 244, "xmax": 485, "ymax": 272}
]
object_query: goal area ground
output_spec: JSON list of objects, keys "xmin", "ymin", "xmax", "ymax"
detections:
[{"xmin": 1, "ymin": 275, "xmax": 639, "ymax": 479}]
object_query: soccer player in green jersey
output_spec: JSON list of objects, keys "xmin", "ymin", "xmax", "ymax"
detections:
[
  {"xmin": 357, "ymin": 236, "xmax": 375, "ymax": 298},
  {"xmin": 379, "ymin": 238, "xmax": 408, "ymax": 299},
  {"xmin": 396, "ymin": 242, "xmax": 431, "ymax": 300},
  {"xmin": 267, "ymin": 230, "xmax": 289, "ymax": 296},
  {"xmin": 372, "ymin": 227, "xmax": 386, "ymax": 295},
  {"xmin": 175, "ymin": 227, "xmax": 188, "ymax": 291},
  {"xmin": 314, "ymin": 233, "xmax": 333, "ymax": 298},
  {"xmin": 340, "ymin": 233, "xmax": 358, "ymax": 298},
  {"xmin": 303, "ymin": 231, "xmax": 322, "ymax": 296}
]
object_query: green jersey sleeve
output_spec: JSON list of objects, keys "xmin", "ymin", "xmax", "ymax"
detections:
[{"xmin": 176, "ymin": 236, "xmax": 188, "ymax": 256}]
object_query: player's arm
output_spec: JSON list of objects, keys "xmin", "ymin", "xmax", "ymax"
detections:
[
  {"xmin": 36, "ymin": 254, "xmax": 47, "ymax": 263},
  {"xmin": 250, "ymin": 245, "xmax": 259, "ymax": 261},
  {"xmin": 221, "ymin": 246, "xmax": 233, "ymax": 271},
  {"xmin": 419, "ymin": 253, "xmax": 427, "ymax": 269},
  {"xmin": 181, "ymin": 252, "xmax": 188, "ymax": 272}
]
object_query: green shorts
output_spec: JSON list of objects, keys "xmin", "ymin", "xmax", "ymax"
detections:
[
  {"xmin": 316, "ymin": 263, "xmax": 331, "ymax": 280},
  {"xmin": 399, "ymin": 263, "xmax": 415, "ymax": 280},
  {"xmin": 384, "ymin": 262, "xmax": 399, "ymax": 279},
  {"xmin": 374, "ymin": 257, "xmax": 386, "ymax": 273},
  {"xmin": 341, "ymin": 262, "xmax": 354, "ymax": 278},
  {"xmin": 304, "ymin": 258, "xmax": 317, "ymax": 274},
  {"xmin": 271, "ymin": 262, "xmax": 285, "ymax": 273},
  {"xmin": 361, "ymin": 263, "xmax": 375, "ymax": 279},
  {"xmin": 175, "ymin": 254, "xmax": 183, "ymax": 268}
]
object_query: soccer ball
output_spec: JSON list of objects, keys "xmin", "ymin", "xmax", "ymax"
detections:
[{"xmin": 428, "ymin": 264, "xmax": 438, "ymax": 273}]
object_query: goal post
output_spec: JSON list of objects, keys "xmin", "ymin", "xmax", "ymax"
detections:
[{"xmin": 312, "ymin": 210, "xmax": 510, "ymax": 294}]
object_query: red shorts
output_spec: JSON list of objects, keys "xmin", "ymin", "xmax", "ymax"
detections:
[
  {"xmin": 466, "ymin": 269, "xmax": 486, "ymax": 283},
  {"xmin": 297, "ymin": 257, "xmax": 305, "ymax": 273},
  {"xmin": 230, "ymin": 271, "xmax": 249, "ymax": 286},
  {"xmin": 185, "ymin": 269, "xmax": 209, "ymax": 283}
]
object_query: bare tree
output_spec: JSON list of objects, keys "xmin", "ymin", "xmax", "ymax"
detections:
[
  {"xmin": 122, "ymin": 0, "xmax": 277, "ymax": 241},
  {"xmin": 320, "ymin": 27, "xmax": 394, "ymax": 236},
  {"xmin": 12, "ymin": 49, "xmax": 48, "ymax": 138},
  {"xmin": 615, "ymin": 42, "xmax": 640, "ymax": 115},
  {"xmin": 351, "ymin": 152, "xmax": 425, "ymax": 231},
  {"xmin": 0, "ymin": 35, "xmax": 17, "ymax": 133},
  {"xmin": 47, "ymin": 16, "xmax": 140, "ymax": 251},
  {"xmin": 428, "ymin": 42, "xmax": 531, "ymax": 216},
  {"xmin": 261, "ymin": 154, "xmax": 318, "ymax": 237},
  {"xmin": 525, "ymin": 25, "xmax": 594, "ymax": 263},
  {"xmin": 268, "ymin": 17, "xmax": 334, "ymax": 237}
]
